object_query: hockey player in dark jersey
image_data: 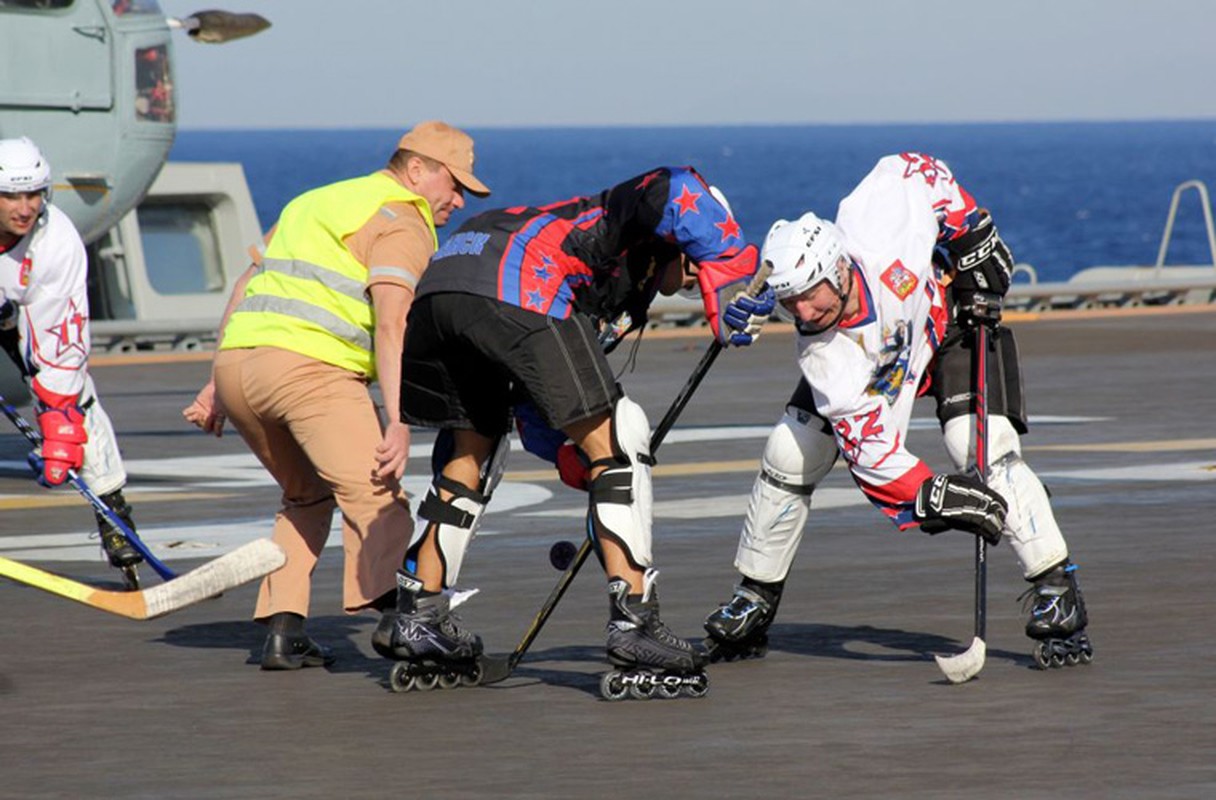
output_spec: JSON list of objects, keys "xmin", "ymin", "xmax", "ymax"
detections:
[{"xmin": 372, "ymin": 166, "xmax": 776, "ymax": 696}]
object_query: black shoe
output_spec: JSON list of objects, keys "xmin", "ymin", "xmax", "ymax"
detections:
[
  {"xmin": 96, "ymin": 491, "xmax": 144, "ymax": 569},
  {"xmin": 260, "ymin": 632, "xmax": 335, "ymax": 671}
]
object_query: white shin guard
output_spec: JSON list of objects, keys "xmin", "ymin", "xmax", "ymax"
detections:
[
  {"xmin": 412, "ymin": 436, "xmax": 510, "ymax": 587},
  {"xmin": 589, "ymin": 396, "xmax": 654, "ymax": 569},
  {"xmin": 414, "ymin": 483, "xmax": 485, "ymax": 587},
  {"xmin": 735, "ymin": 408, "xmax": 838, "ymax": 583},
  {"xmin": 79, "ymin": 376, "xmax": 127, "ymax": 497},
  {"xmin": 943, "ymin": 415, "xmax": 1069, "ymax": 578}
]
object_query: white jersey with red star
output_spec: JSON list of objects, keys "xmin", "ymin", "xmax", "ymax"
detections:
[
  {"xmin": 795, "ymin": 153, "xmax": 978, "ymax": 529},
  {"xmin": 0, "ymin": 204, "xmax": 91, "ymax": 405}
]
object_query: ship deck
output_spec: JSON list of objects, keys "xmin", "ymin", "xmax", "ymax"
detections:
[{"xmin": 1, "ymin": 309, "xmax": 1214, "ymax": 799}]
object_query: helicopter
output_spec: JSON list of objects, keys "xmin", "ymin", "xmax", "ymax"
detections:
[{"xmin": 1, "ymin": 1, "xmax": 270, "ymax": 402}]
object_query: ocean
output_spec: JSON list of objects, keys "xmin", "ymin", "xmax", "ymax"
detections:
[{"xmin": 169, "ymin": 121, "xmax": 1216, "ymax": 284}]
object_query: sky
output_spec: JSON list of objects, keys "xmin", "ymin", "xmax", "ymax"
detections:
[{"xmin": 162, "ymin": 0, "xmax": 1216, "ymax": 130}]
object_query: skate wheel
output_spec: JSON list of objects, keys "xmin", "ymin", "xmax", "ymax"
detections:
[
  {"xmin": 1079, "ymin": 649, "xmax": 1094, "ymax": 665},
  {"xmin": 657, "ymin": 681, "xmax": 682, "ymax": 700},
  {"xmin": 684, "ymin": 674, "xmax": 710, "ymax": 698},
  {"xmin": 414, "ymin": 671, "xmax": 439, "ymax": 691},
  {"xmin": 389, "ymin": 663, "xmax": 415, "ymax": 693},
  {"xmin": 1033, "ymin": 644, "xmax": 1051, "ymax": 670},
  {"xmin": 628, "ymin": 680, "xmax": 655, "ymax": 701},
  {"xmin": 599, "ymin": 672, "xmax": 628, "ymax": 701},
  {"xmin": 1065, "ymin": 651, "xmax": 1081, "ymax": 667},
  {"xmin": 438, "ymin": 672, "xmax": 461, "ymax": 690},
  {"xmin": 461, "ymin": 662, "xmax": 483, "ymax": 687}
]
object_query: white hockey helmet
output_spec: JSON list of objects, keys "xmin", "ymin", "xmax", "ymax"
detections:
[
  {"xmin": 761, "ymin": 211, "xmax": 848, "ymax": 301},
  {"xmin": 0, "ymin": 137, "xmax": 52, "ymax": 195}
]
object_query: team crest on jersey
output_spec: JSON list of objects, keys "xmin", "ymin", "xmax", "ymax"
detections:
[
  {"xmin": 880, "ymin": 260, "xmax": 918, "ymax": 300},
  {"xmin": 19, "ymin": 255, "xmax": 32, "ymax": 287},
  {"xmin": 867, "ymin": 321, "xmax": 912, "ymax": 404}
]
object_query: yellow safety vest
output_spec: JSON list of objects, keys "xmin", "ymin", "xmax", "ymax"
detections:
[{"xmin": 221, "ymin": 172, "xmax": 437, "ymax": 378}]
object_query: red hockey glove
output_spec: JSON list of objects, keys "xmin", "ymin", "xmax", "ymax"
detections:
[
  {"xmin": 36, "ymin": 405, "xmax": 87, "ymax": 487},
  {"xmin": 696, "ymin": 245, "xmax": 760, "ymax": 346}
]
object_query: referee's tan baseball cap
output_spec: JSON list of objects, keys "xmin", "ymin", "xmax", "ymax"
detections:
[{"xmin": 397, "ymin": 120, "xmax": 490, "ymax": 197}]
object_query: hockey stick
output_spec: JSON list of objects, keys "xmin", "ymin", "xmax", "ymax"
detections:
[
  {"xmin": 0, "ymin": 538, "xmax": 285, "ymax": 620},
  {"xmin": 0, "ymin": 393, "xmax": 177, "ymax": 581},
  {"xmin": 480, "ymin": 266, "xmax": 771, "ymax": 685},
  {"xmin": 935, "ymin": 319, "xmax": 993, "ymax": 684}
]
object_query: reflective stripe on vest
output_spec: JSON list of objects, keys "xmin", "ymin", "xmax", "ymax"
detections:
[{"xmin": 220, "ymin": 172, "xmax": 436, "ymax": 377}]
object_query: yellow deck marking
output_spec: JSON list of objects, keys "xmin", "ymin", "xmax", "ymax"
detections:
[{"xmin": 0, "ymin": 491, "xmax": 227, "ymax": 511}]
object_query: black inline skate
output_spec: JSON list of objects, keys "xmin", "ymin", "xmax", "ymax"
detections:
[
  {"xmin": 600, "ymin": 571, "xmax": 709, "ymax": 701},
  {"xmin": 96, "ymin": 489, "xmax": 143, "ymax": 590},
  {"xmin": 374, "ymin": 572, "xmax": 484, "ymax": 692},
  {"xmin": 702, "ymin": 578, "xmax": 783, "ymax": 663},
  {"xmin": 1022, "ymin": 560, "xmax": 1093, "ymax": 669}
]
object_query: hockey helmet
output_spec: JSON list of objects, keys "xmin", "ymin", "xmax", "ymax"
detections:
[
  {"xmin": 761, "ymin": 211, "xmax": 848, "ymax": 301},
  {"xmin": 0, "ymin": 137, "xmax": 52, "ymax": 195}
]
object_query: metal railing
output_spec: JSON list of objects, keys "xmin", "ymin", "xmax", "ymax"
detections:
[{"xmin": 1003, "ymin": 179, "xmax": 1216, "ymax": 312}]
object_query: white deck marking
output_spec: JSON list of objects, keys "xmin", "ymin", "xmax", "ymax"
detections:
[{"xmin": 7, "ymin": 418, "xmax": 1209, "ymax": 563}]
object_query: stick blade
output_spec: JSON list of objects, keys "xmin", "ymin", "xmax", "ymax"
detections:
[
  {"xmin": 935, "ymin": 636, "xmax": 986, "ymax": 684},
  {"xmin": 141, "ymin": 539, "xmax": 285, "ymax": 619},
  {"xmin": 478, "ymin": 654, "xmax": 513, "ymax": 686}
]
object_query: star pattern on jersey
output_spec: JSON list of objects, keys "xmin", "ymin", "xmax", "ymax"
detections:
[
  {"xmin": 899, "ymin": 152, "xmax": 951, "ymax": 188},
  {"xmin": 673, "ymin": 184, "xmax": 702, "ymax": 216},
  {"xmin": 525, "ymin": 289, "xmax": 546, "ymax": 311},
  {"xmin": 532, "ymin": 255, "xmax": 556, "ymax": 283},
  {"xmin": 714, "ymin": 213, "xmax": 741, "ymax": 243},
  {"xmin": 44, "ymin": 298, "xmax": 89, "ymax": 359}
]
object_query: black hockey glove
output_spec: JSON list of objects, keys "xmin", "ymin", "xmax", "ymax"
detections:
[
  {"xmin": 914, "ymin": 473, "xmax": 1008, "ymax": 546},
  {"xmin": 947, "ymin": 211, "xmax": 1012, "ymax": 329}
]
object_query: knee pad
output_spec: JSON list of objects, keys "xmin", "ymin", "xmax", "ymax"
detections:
[
  {"xmin": 588, "ymin": 396, "xmax": 654, "ymax": 569},
  {"xmin": 942, "ymin": 414, "xmax": 1022, "ymax": 473},
  {"xmin": 942, "ymin": 416, "xmax": 1068, "ymax": 578},
  {"xmin": 736, "ymin": 407, "xmax": 838, "ymax": 583}
]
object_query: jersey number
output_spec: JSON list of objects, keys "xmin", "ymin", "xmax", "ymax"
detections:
[{"xmin": 834, "ymin": 408, "xmax": 884, "ymax": 462}]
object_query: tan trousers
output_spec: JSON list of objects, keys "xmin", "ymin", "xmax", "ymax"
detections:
[{"xmin": 213, "ymin": 347, "xmax": 413, "ymax": 620}]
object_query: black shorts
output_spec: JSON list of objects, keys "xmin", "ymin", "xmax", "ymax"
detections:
[
  {"xmin": 784, "ymin": 323, "xmax": 1027, "ymax": 434},
  {"xmin": 400, "ymin": 293, "xmax": 622, "ymax": 437},
  {"xmin": 929, "ymin": 322, "xmax": 1028, "ymax": 433}
]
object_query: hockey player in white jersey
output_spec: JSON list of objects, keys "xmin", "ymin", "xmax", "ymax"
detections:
[
  {"xmin": 0, "ymin": 137, "xmax": 145, "ymax": 587},
  {"xmin": 704, "ymin": 152, "xmax": 1092, "ymax": 670}
]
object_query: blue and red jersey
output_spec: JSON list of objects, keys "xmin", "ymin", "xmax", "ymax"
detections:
[{"xmin": 416, "ymin": 166, "xmax": 758, "ymax": 335}]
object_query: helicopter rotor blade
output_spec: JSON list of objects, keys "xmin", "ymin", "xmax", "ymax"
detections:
[{"xmin": 169, "ymin": 10, "xmax": 271, "ymax": 44}]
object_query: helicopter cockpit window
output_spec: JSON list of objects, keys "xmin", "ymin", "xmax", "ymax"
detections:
[
  {"xmin": 0, "ymin": 1, "xmax": 75, "ymax": 10},
  {"xmin": 137, "ymin": 203, "xmax": 226, "ymax": 296},
  {"xmin": 111, "ymin": 0, "xmax": 161, "ymax": 14},
  {"xmin": 134, "ymin": 45, "xmax": 174, "ymax": 122}
]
